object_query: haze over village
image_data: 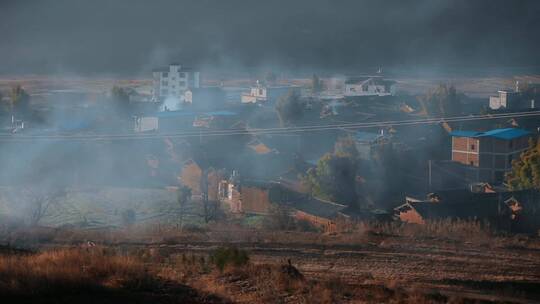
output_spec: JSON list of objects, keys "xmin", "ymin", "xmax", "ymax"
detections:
[{"xmin": 1, "ymin": 1, "xmax": 540, "ymax": 303}]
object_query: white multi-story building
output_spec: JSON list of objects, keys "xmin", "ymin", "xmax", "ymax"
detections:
[{"xmin": 152, "ymin": 63, "xmax": 200, "ymax": 102}]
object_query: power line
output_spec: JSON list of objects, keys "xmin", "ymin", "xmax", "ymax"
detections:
[{"xmin": 1, "ymin": 111, "xmax": 539, "ymax": 142}]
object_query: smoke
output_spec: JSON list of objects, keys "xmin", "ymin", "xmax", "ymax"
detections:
[{"xmin": 1, "ymin": 0, "xmax": 539, "ymax": 76}]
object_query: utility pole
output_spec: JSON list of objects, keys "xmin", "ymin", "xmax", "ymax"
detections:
[{"xmin": 428, "ymin": 160, "xmax": 432, "ymax": 191}]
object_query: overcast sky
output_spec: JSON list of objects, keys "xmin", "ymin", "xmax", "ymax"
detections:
[{"xmin": 1, "ymin": 0, "xmax": 539, "ymax": 76}]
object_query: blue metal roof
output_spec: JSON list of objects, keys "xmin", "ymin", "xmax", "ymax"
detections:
[
  {"xmin": 155, "ymin": 111, "xmax": 196, "ymax": 118},
  {"xmin": 450, "ymin": 128, "xmax": 531, "ymax": 140},
  {"xmin": 155, "ymin": 110, "xmax": 237, "ymax": 118}
]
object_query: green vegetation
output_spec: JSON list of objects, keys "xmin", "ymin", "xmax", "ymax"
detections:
[
  {"xmin": 419, "ymin": 84, "xmax": 463, "ymax": 117},
  {"xmin": 264, "ymin": 71, "xmax": 277, "ymax": 85},
  {"xmin": 210, "ymin": 246, "xmax": 249, "ymax": 272},
  {"xmin": 311, "ymin": 74, "xmax": 323, "ymax": 93},
  {"xmin": 506, "ymin": 139, "xmax": 540, "ymax": 190},
  {"xmin": 303, "ymin": 137, "xmax": 359, "ymax": 205},
  {"xmin": 275, "ymin": 89, "xmax": 305, "ymax": 126},
  {"xmin": 9, "ymin": 85, "xmax": 30, "ymax": 117},
  {"xmin": 110, "ymin": 86, "xmax": 131, "ymax": 114}
]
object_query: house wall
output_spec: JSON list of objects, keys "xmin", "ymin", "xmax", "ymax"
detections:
[
  {"xmin": 452, "ymin": 134, "xmax": 533, "ymax": 183},
  {"xmin": 397, "ymin": 208, "xmax": 425, "ymax": 225},
  {"xmin": 295, "ymin": 210, "xmax": 337, "ymax": 233},
  {"xmin": 240, "ymin": 186, "xmax": 272, "ymax": 214}
]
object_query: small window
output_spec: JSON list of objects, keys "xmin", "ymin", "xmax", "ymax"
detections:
[
  {"xmin": 163, "ymin": 72, "xmax": 168, "ymax": 77},
  {"xmin": 470, "ymin": 144, "xmax": 475, "ymax": 150},
  {"xmin": 469, "ymin": 161, "xmax": 474, "ymax": 166},
  {"xmin": 259, "ymin": 88, "xmax": 264, "ymax": 95},
  {"xmin": 509, "ymin": 141, "xmax": 513, "ymax": 149}
]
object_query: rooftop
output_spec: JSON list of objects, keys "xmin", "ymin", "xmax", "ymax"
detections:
[{"xmin": 449, "ymin": 128, "xmax": 531, "ymax": 140}]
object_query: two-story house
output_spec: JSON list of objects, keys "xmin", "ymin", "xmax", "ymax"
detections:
[{"xmin": 449, "ymin": 128, "xmax": 533, "ymax": 182}]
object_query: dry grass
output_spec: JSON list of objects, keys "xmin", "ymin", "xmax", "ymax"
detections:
[{"xmin": 0, "ymin": 247, "xmax": 156, "ymax": 295}]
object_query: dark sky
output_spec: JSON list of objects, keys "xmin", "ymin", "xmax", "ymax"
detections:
[{"xmin": 1, "ymin": 0, "xmax": 539, "ymax": 75}]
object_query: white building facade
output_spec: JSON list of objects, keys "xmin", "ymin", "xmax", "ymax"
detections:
[{"xmin": 152, "ymin": 64, "xmax": 200, "ymax": 102}]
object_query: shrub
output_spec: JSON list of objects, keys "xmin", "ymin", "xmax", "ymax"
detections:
[{"xmin": 210, "ymin": 246, "xmax": 249, "ymax": 272}]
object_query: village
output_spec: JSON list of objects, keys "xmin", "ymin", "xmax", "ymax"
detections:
[
  {"xmin": 1, "ymin": 63, "xmax": 539, "ymax": 236},
  {"xmin": 3, "ymin": 1, "xmax": 540, "ymax": 302}
]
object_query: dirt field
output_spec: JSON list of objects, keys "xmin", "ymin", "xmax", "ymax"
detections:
[{"xmin": 15, "ymin": 228, "xmax": 537, "ymax": 303}]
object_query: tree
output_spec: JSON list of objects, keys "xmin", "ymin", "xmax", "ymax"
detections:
[
  {"xmin": 177, "ymin": 185, "xmax": 192, "ymax": 230},
  {"xmin": 419, "ymin": 84, "xmax": 462, "ymax": 117},
  {"xmin": 9, "ymin": 85, "xmax": 30, "ymax": 118},
  {"xmin": 111, "ymin": 86, "xmax": 131, "ymax": 115},
  {"xmin": 303, "ymin": 153, "xmax": 358, "ymax": 205},
  {"xmin": 506, "ymin": 139, "xmax": 540, "ymax": 190},
  {"xmin": 15, "ymin": 186, "xmax": 66, "ymax": 226},
  {"xmin": 334, "ymin": 135, "xmax": 360, "ymax": 160},
  {"xmin": 311, "ymin": 74, "xmax": 323, "ymax": 94},
  {"xmin": 265, "ymin": 71, "xmax": 277, "ymax": 85},
  {"xmin": 275, "ymin": 89, "xmax": 305, "ymax": 126}
]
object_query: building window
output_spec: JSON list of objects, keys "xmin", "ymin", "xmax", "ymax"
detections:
[
  {"xmin": 470, "ymin": 144, "xmax": 475, "ymax": 150},
  {"xmin": 179, "ymin": 81, "xmax": 186, "ymax": 87},
  {"xmin": 179, "ymin": 72, "xmax": 186, "ymax": 78},
  {"xmin": 509, "ymin": 141, "xmax": 513, "ymax": 149},
  {"xmin": 259, "ymin": 88, "xmax": 264, "ymax": 95},
  {"xmin": 163, "ymin": 72, "xmax": 168, "ymax": 77},
  {"xmin": 162, "ymin": 81, "xmax": 168, "ymax": 86},
  {"xmin": 469, "ymin": 161, "xmax": 474, "ymax": 166}
]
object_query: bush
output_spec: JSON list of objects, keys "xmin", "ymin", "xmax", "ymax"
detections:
[{"xmin": 210, "ymin": 246, "xmax": 249, "ymax": 272}]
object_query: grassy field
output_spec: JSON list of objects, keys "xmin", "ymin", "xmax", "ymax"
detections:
[{"xmin": 2, "ymin": 222, "xmax": 540, "ymax": 303}]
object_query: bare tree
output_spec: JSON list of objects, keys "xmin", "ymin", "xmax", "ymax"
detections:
[
  {"xmin": 177, "ymin": 185, "xmax": 192, "ymax": 230},
  {"xmin": 22, "ymin": 186, "xmax": 66, "ymax": 226}
]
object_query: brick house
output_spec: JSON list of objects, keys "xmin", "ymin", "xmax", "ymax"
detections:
[
  {"xmin": 394, "ymin": 189, "xmax": 540, "ymax": 232},
  {"xmin": 217, "ymin": 177, "xmax": 275, "ymax": 215},
  {"xmin": 289, "ymin": 196, "xmax": 347, "ymax": 233},
  {"xmin": 449, "ymin": 128, "xmax": 533, "ymax": 183}
]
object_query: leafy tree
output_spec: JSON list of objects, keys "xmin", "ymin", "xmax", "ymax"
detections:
[
  {"xmin": 111, "ymin": 86, "xmax": 131, "ymax": 115},
  {"xmin": 265, "ymin": 71, "xmax": 277, "ymax": 85},
  {"xmin": 419, "ymin": 84, "xmax": 462, "ymax": 117},
  {"xmin": 275, "ymin": 89, "xmax": 305, "ymax": 126},
  {"xmin": 303, "ymin": 153, "xmax": 358, "ymax": 205},
  {"xmin": 506, "ymin": 139, "xmax": 540, "ymax": 190},
  {"xmin": 311, "ymin": 74, "xmax": 323, "ymax": 94},
  {"xmin": 9, "ymin": 85, "xmax": 30, "ymax": 117},
  {"xmin": 334, "ymin": 135, "xmax": 359, "ymax": 160},
  {"xmin": 177, "ymin": 185, "xmax": 192, "ymax": 230}
]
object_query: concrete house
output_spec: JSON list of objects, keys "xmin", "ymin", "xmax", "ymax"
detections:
[
  {"xmin": 344, "ymin": 76, "xmax": 396, "ymax": 97},
  {"xmin": 449, "ymin": 128, "xmax": 533, "ymax": 182},
  {"xmin": 241, "ymin": 81, "xmax": 298, "ymax": 104},
  {"xmin": 489, "ymin": 82, "xmax": 538, "ymax": 110},
  {"xmin": 152, "ymin": 63, "xmax": 200, "ymax": 102}
]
